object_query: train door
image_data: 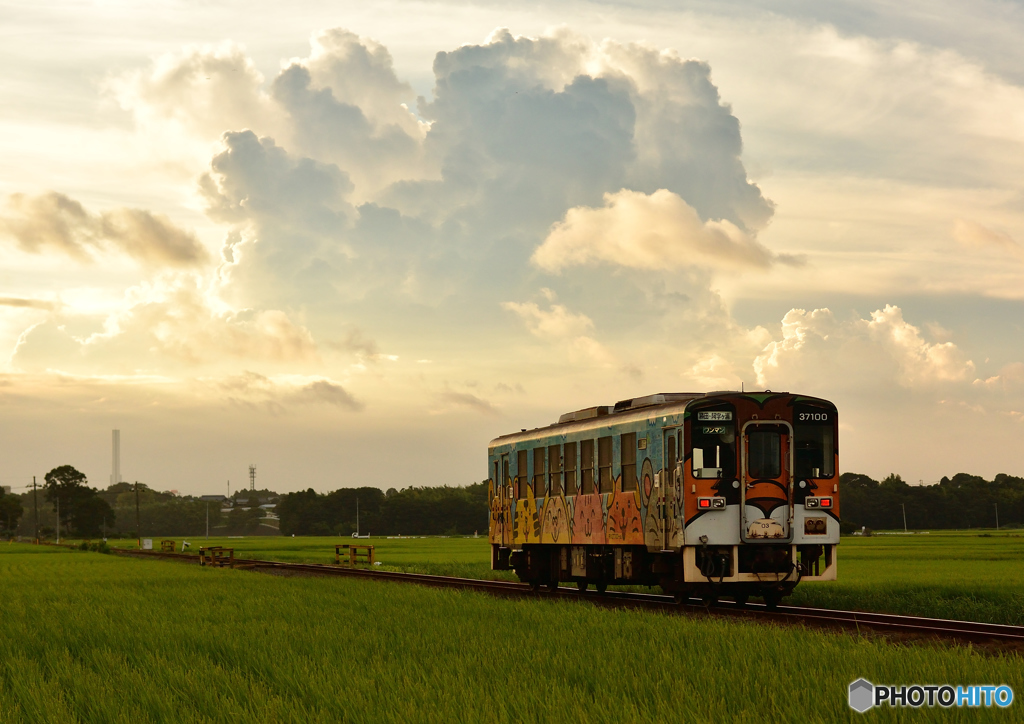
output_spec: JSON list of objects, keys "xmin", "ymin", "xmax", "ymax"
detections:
[
  {"xmin": 740, "ymin": 421, "xmax": 794, "ymax": 542},
  {"xmin": 501, "ymin": 453, "xmax": 511, "ymax": 547},
  {"xmin": 663, "ymin": 429, "xmax": 679, "ymax": 548}
]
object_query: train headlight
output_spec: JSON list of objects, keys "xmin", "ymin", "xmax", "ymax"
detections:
[
  {"xmin": 804, "ymin": 496, "xmax": 833, "ymax": 509},
  {"xmin": 805, "ymin": 497, "xmax": 819, "ymax": 508},
  {"xmin": 698, "ymin": 497, "xmax": 727, "ymax": 510}
]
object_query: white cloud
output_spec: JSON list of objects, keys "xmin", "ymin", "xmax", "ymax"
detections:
[
  {"xmin": 754, "ymin": 304, "xmax": 976, "ymax": 390},
  {"xmin": 12, "ymin": 278, "xmax": 320, "ymax": 373},
  {"xmin": 975, "ymin": 362, "xmax": 1024, "ymax": 391},
  {"xmin": 109, "ymin": 41, "xmax": 276, "ymax": 144},
  {"xmin": 533, "ymin": 189, "xmax": 792, "ymax": 273},
  {"xmin": 501, "ymin": 300, "xmax": 594, "ymax": 339}
]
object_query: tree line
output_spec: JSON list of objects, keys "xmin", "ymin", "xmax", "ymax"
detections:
[
  {"xmin": 5, "ymin": 466, "xmax": 1022, "ymax": 539},
  {"xmin": 839, "ymin": 472, "xmax": 1024, "ymax": 532},
  {"xmin": 3, "ymin": 466, "xmax": 277, "ymax": 539},
  {"xmin": 276, "ymin": 484, "xmax": 489, "ymax": 536}
]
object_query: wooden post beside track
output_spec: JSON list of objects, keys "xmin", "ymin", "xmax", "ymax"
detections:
[
  {"xmin": 335, "ymin": 544, "xmax": 374, "ymax": 567},
  {"xmin": 198, "ymin": 546, "xmax": 234, "ymax": 568}
]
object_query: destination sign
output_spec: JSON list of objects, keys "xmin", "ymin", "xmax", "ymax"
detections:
[{"xmin": 697, "ymin": 411, "xmax": 732, "ymax": 421}]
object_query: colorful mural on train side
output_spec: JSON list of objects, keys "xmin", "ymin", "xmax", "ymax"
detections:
[{"xmin": 489, "ymin": 455, "xmax": 683, "ymax": 549}]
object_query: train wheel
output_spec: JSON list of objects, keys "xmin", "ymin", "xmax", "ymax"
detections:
[
  {"xmin": 734, "ymin": 594, "xmax": 749, "ymax": 608},
  {"xmin": 673, "ymin": 593, "xmax": 686, "ymax": 605},
  {"xmin": 763, "ymin": 591, "xmax": 781, "ymax": 610},
  {"xmin": 596, "ymin": 581, "xmax": 608, "ymax": 594},
  {"xmin": 576, "ymin": 581, "xmax": 588, "ymax": 592},
  {"xmin": 530, "ymin": 581, "xmax": 542, "ymax": 593},
  {"xmin": 545, "ymin": 579, "xmax": 559, "ymax": 593},
  {"xmin": 701, "ymin": 595, "xmax": 718, "ymax": 607}
]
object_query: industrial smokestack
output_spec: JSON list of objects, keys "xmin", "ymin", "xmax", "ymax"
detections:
[{"xmin": 111, "ymin": 430, "xmax": 121, "ymax": 486}]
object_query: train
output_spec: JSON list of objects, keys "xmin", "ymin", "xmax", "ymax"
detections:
[{"xmin": 487, "ymin": 391, "xmax": 839, "ymax": 608}]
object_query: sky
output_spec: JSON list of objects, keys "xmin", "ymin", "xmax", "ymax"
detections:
[{"xmin": 2, "ymin": 0, "xmax": 1024, "ymax": 496}]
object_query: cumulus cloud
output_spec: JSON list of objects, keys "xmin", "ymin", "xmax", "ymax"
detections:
[
  {"xmin": 201, "ymin": 131, "xmax": 353, "ymax": 228},
  {"xmin": 0, "ymin": 192, "xmax": 210, "ymax": 267},
  {"xmin": 975, "ymin": 362, "xmax": 1024, "ymax": 390},
  {"xmin": 754, "ymin": 304, "xmax": 976, "ymax": 390},
  {"xmin": 502, "ymin": 296, "xmax": 615, "ymax": 366},
  {"xmin": 110, "ymin": 41, "xmax": 275, "ymax": 142},
  {"xmin": 501, "ymin": 300, "xmax": 594, "ymax": 339},
  {"xmin": 532, "ymin": 188, "xmax": 792, "ymax": 272}
]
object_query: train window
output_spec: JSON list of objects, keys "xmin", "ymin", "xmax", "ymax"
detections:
[
  {"xmin": 691, "ymin": 417, "xmax": 736, "ymax": 479},
  {"xmin": 598, "ymin": 436, "xmax": 613, "ymax": 493},
  {"xmin": 517, "ymin": 450, "xmax": 528, "ymax": 499},
  {"xmin": 667, "ymin": 433, "xmax": 677, "ymax": 481},
  {"xmin": 794, "ymin": 410, "xmax": 835, "ymax": 478},
  {"xmin": 533, "ymin": 448, "xmax": 546, "ymax": 497},
  {"xmin": 564, "ymin": 442, "xmax": 577, "ymax": 495},
  {"xmin": 503, "ymin": 457, "xmax": 510, "ymax": 493},
  {"xmin": 492, "ymin": 462, "xmax": 499, "ymax": 500},
  {"xmin": 548, "ymin": 444, "xmax": 562, "ymax": 496},
  {"xmin": 621, "ymin": 432, "xmax": 637, "ymax": 491},
  {"xmin": 581, "ymin": 439, "xmax": 595, "ymax": 495},
  {"xmin": 747, "ymin": 430, "xmax": 781, "ymax": 479}
]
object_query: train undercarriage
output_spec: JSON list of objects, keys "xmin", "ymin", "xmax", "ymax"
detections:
[{"xmin": 495, "ymin": 542, "xmax": 837, "ymax": 608}]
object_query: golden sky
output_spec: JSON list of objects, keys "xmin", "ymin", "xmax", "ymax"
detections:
[{"xmin": 2, "ymin": 1, "xmax": 1024, "ymax": 494}]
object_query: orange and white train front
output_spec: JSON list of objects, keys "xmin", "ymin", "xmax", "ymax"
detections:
[{"xmin": 681, "ymin": 394, "xmax": 839, "ymax": 599}]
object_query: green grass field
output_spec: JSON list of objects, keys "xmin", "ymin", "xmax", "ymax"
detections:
[
  {"xmin": 111, "ymin": 530, "xmax": 1024, "ymax": 625},
  {"xmin": 1, "ymin": 542, "xmax": 1021, "ymax": 723}
]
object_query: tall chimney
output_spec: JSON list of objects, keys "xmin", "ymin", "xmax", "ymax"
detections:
[{"xmin": 111, "ymin": 430, "xmax": 121, "ymax": 486}]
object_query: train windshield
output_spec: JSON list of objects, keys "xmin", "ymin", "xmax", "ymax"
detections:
[
  {"xmin": 794, "ymin": 407, "xmax": 835, "ymax": 478},
  {"xmin": 747, "ymin": 430, "xmax": 781, "ymax": 479},
  {"xmin": 691, "ymin": 407, "xmax": 736, "ymax": 478}
]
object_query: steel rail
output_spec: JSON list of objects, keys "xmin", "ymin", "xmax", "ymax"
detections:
[{"xmin": 110, "ymin": 548, "xmax": 1024, "ymax": 646}]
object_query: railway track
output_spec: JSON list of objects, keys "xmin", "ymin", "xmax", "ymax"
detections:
[{"xmin": 111, "ymin": 548, "xmax": 1024, "ymax": 647}]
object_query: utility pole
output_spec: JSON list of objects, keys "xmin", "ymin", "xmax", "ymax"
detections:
[
  {"xmin": 356, "ymin": 497, "xmax": 360, "ymax": 537},
  {"xmin": 900, "ymin": 503, "xmax": 907, "ymax": 533},
  {"xmin": 206, "ymin": 501, "xmax": 210, "ymax": 540},
  {"xmin": 995, "ymin": 502, "xmax": 1000, "ymax": 531},
  {"xmin": 56, "ymin": 496, "xmax": 60, "ymax": 544},
  {"xmin": 134, "ymin": 481, "xmax": 141, "ymax": 548},
  {"xmin": 32, "ymin": 476, "xmax": 39, "ymax": 542}
]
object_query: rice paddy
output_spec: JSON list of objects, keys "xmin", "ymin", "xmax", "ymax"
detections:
[
  {"xmin": 1, "ymin": 541, "xmax": 1021, "ymax": 723},
  {"xmin": 126, "ymin": 530, "xmax": 1024, "ymax": 625}
]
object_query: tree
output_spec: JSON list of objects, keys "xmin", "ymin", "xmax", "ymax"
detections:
[
  {"xmin": 44, "ymin": 465, "xmax": 90, "ymax": 533},
  {"xmin": 72, "ymin": 495, "xmax": 115, "ymax": 538},
  {"xmin": 43, "ymin": 465, "xmax": 115, "ymax": 537},
  {"xmin": 0, "ymin": 492, "xmax": 24, "ymax": 535}
]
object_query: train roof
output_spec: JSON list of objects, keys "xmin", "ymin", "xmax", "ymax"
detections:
[{"xmin": 488, "ymin": 390, "xmax": 834, "ymax": 448}]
